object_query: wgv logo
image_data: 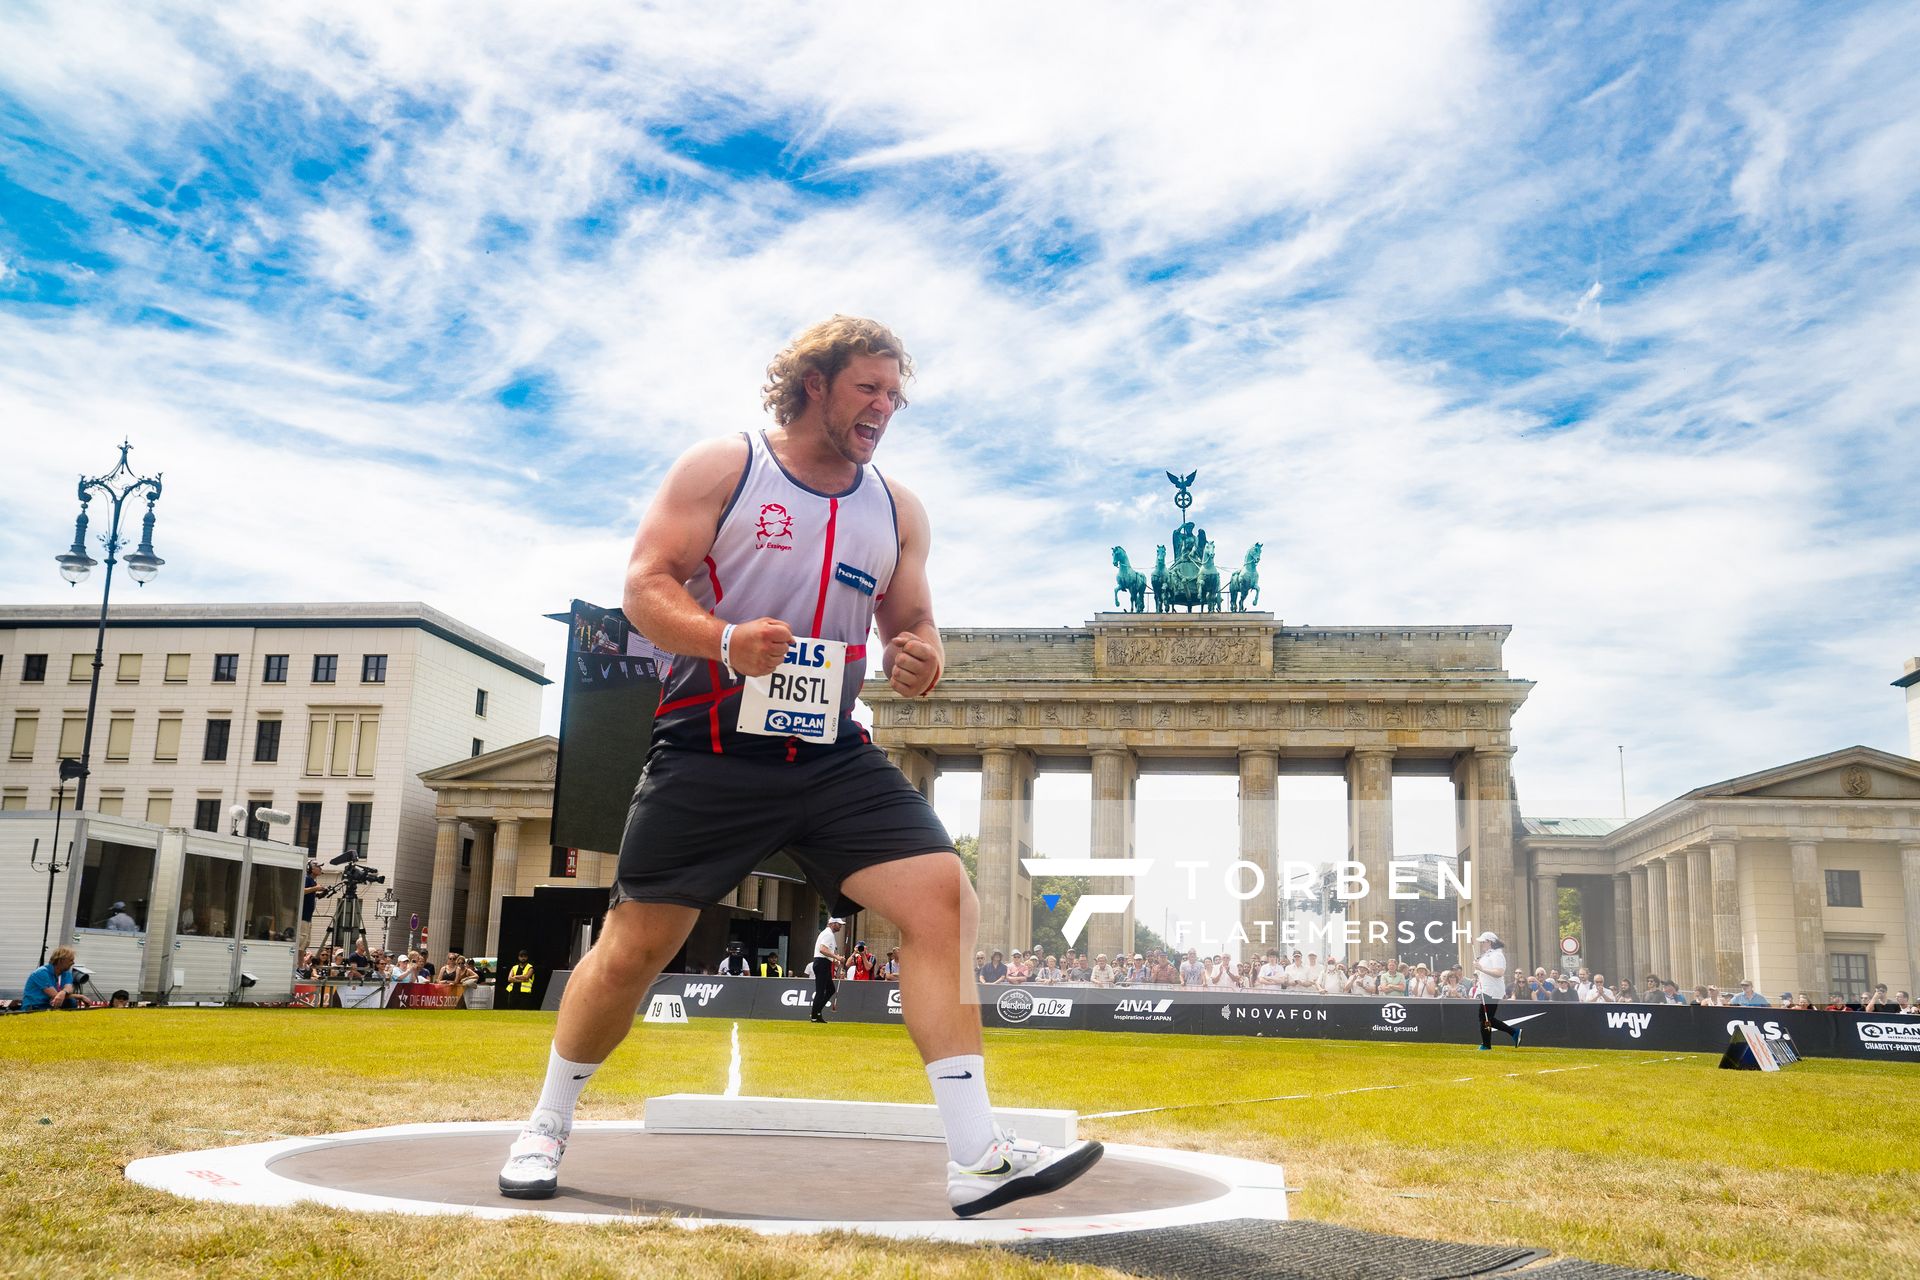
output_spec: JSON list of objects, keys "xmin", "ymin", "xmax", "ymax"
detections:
[
  {"xmin": 1607, "ymin": 1010, "xmax": 1653, "ymax": 1039},
  {"xmin": 1020, "ymin": 857, "xmax": 1155, "ymax": 945},
  {"xmin": 682, "ymin": 982, "xmax": 725, "ymax": 1008},
  {"xmin": 765, "ymin": 710, "xmax": 827, "ymax": 735}
]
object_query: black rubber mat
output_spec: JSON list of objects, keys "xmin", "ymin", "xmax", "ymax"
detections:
[
  {"xmin": 1521, "ymin": 1263, "xmax": 1700, "ymax": 1279},
  {"xmin": 1001, "ymin": 1218, "xmax": 1544, "ymax": 1279}
]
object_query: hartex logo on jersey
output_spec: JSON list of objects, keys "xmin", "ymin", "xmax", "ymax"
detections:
[
  {"xmin": 1606, "ymin": 1010, "xmax": 1654, "ymax": 1039},
  {"xmin": 681, "ymin": 982, "xmax": 726, "ymax": 1008},
  {"xmin": 1020, "ymin": 857, "xmax": 1154, "ymax": 945}
]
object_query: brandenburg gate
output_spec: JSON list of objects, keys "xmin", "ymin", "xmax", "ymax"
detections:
[{"xmin": 865, "ymin": 614, "xmax": 1533, "ymax": 963}]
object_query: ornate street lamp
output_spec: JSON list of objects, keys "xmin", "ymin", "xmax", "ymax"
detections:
[{"xmin": 54, "ymin": 440, "xmax": 165, "ymax": 813}]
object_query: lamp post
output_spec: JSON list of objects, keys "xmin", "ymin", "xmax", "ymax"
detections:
[{"xmin": 54, "ymin": 440, "xmax": 165, "ymax": 814}]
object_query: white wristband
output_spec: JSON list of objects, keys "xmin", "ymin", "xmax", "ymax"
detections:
[{"xmin": 719, "ymin": 622, "xmax": 736, "ymax": 677}]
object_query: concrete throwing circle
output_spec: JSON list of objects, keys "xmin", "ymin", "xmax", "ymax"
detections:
[{"xmin": 127, "ymin": 1120, "xmax": 1290, "ymax": 1243}]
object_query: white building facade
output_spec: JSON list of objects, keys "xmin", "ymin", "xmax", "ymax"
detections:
[{"xmin": 0, "ymin": 602, "xmax": 546, "ymax": 954}]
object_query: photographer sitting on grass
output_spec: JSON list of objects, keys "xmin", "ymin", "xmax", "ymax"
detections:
[{"xmin": 22, "ymin": 946, "xmax": 90, "ymax": 1012}]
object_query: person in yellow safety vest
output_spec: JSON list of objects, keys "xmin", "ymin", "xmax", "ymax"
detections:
[
  {"xmin": 758, "ymin": 953, "xmax": 783, "ymax": 978},
  {"xmin": 506, "ymin": 950, "xmax": 536, "ymax": 1010}
]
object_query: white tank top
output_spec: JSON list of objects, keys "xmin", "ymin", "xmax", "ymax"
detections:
[{"xmin": 654, "ymin": 430, "xmax": 900, "ymax": 757}]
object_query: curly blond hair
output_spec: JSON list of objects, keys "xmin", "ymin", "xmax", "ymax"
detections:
[{"xmin": 762, "ymin": 316, "xmax": 913, "ymax": 426}]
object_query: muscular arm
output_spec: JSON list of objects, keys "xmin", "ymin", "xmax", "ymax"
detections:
[
  {"xmin": 873, "ymin": 480, "xmax": 944, "ymax": 697},
  {"xmin": 622, "ymin": 437, "xmax": 792, "ymax": 675}
]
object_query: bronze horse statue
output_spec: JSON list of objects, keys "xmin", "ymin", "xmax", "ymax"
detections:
[
  {"xmin": 1228, "ymin": 542, "xmax": 1262, "ymax": 611},
  {"xmin": 1112, "ymin": 546, "xmax": 1147, "ymax": 612}
]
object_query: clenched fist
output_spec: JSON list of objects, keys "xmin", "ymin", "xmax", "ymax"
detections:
[
  {"xmin": 884, "ymin": 631, "xmax": 940, "ymax": 698},
  {"xmin": 727, "ymin": 617, "xmax": 794, "ymax": 677}
]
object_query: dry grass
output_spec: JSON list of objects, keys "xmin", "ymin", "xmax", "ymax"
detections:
[{"xmin": 2, "ymin": 1009, "xmax": 1916, "ymax": 1279}]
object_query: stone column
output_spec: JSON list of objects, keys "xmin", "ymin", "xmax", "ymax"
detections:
[
  {"xmin": 425, "ymin": 817, "xmax": 461, "ymax": 964},
  {"xmin": 461, "ymin": 824, "xmax": 494, "ymax": 957},
  {"xmin": 1534, "ymin": 873, "xmax": 1560, "ymax": 974},
  {"xmin": 1347, "ymin": 746, "xmax": 1395, "ymax": 965},
  {"xmin": 1903, "ymin": 846, "xmax": 1920, "ymax": 997},
  {"xmin": 757, "ymin": 875, "xmax": 780, "ymax": 920},
  {"xmin": 1709, "ymin": 840, "xmax": 1743, "ymax": 987},
  {"xmin": 1687, "ymin": 848, "xmax": 1714, "ymax": 993},
  {"xmin": 484, "ymin": 816, "xmax": 521, "ymax": 959},
  {"xmin": 1470, "ymin": 748, "xmax": 1517, "ymax": 960},
  {"xmin": 1645, "ymin": 858, "xmax": 1669, "ymax": 984},
  {"xmin": 1611, "ymin": 872, "xmax": 1632, "ymax": 987},
  {"xmin": 1628, "ymin": 866, "xmax": 1650, "ymax": 986},
  {"xmin": 976, "ymin": 747, "xmax": 1021, "ymax": 959},
  {"xmin": 1789, "ymin": 841, "xmax": 1827, "ymax": 1000},
  {"xmin": 1237, "ymin": 748, "xmax": 1279, "ymax": 957},
  {"xmin": 1089, "ymin": 747, "xmax": 1137, "ymax": 962},
  {"xmin": 1665, "ymin": 853, "xmax": 1693, "ymax": 989}
]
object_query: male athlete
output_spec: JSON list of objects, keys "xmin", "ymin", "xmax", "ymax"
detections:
[{"xmin": 498, "ymin": 316, "xmax": 1102, "ymax": 1216}]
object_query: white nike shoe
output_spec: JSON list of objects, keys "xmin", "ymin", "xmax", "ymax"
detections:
[
  {"xmin": 946, "ymin": 1127, "xmax": 1105, "ymax": 1218},
  {"xmin": 497, "ymin": 1122, "xmax": 567, "ymax": 1199}
]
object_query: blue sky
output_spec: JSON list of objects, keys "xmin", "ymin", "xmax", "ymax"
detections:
[{"xmin": 3, "ymin": 3, "xmax": 1917, "ymax": 931}]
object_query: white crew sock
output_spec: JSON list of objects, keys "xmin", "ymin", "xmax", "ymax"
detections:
[
  {"xmin": 926, "ymin": 1054, "xmax": 995, "ymax": 1166},
  {"xmin": 528, "ymin": 1046, "xmax": 600, "ymax": 1136}
]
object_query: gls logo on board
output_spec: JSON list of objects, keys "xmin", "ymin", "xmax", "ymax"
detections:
[
  {"xmin": 779, "ymin": 988, "xmax": 810, "ymax": 1007},
  {"xmin": 1726, "ymin": 1018, "xmax": 1793, "ymax": 1043},
  {"xmin": 681, "ymin": 982, "xmax": 725, "ymax": 1008},
  {"xmin": 1606, "ymin": 1010, "xmax": 1653, "ymax": 1039}
]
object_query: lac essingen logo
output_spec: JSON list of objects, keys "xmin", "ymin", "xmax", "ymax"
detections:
[{"xmin": 755, "ymin": 502, "xmax": 794, "ymax": 550}]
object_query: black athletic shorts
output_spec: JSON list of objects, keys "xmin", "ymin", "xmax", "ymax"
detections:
[{"xmin": 611, "ymin": 742, "xmax": 955, "ymax": 915}]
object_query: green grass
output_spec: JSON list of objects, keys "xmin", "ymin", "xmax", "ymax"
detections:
[{"xmin": 3, "ymin": 1010, "xmax": 1917, "ymax": 1279}]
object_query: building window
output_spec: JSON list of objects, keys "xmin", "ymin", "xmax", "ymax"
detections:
[
  {"xmin": 245, "ymin": 798, "xmax": 273, "ymax": 840},
  {"xmin": 361, "ymin": 654, "xmax": 388, "ymax": 683},
  {"xmin": 97, "ymin": 792, "xmax": 124, "ymax": 816},
  {"xmin": 471, "ymin": 738, "xmax": 484, "ymax": 757},
  {"xmin": 343, "ymin": 802, "xmax": 372, "ymax": 860},
  {"xmin": 263, "ymin": 654, "xmax": 289, "ymax": 683},
  {"xmin": 69, "ymin": 653, "xmax": 91, "ymax": 682},
  {"xmin": 105, "ymin": 716, "xmax": 133, "ymax": 762},
  {"xmin": 22, "ymin": 654, "xmax": 47, "ymax": 683},
  {"xmin": 475, "ymin": 688, "xmax": 489, "ymax": 717},
  {"xmin": 145, "ymin": 794, "xmax": 171, "ymax": 825},
  {"xmin": 203, "ymin": 718, "xmax": 231, "ymax": 762},
  {"xmin": 2, "ymin": 792, "xmax": 26, "ymax": 811},
  {"xmin": 213, "ymin": 653, "xmax": 238, "ymax": 683},
  {"xmin": 308, "ymin": 713, "xmax": 380, "ymax": 777},
  {"xmin": 59, "ymin": 716, "xmax": 85, "ymax": 759},
  {"xmin": 1830, "ymin": 952, "xmax": 1870, "ymax": 1001},
  {"xmin": 164, "ymin": 653, "xmax": 190, "ymax": 682},
  {"xmin": 461, "ymin": 836, "xmax": 473, "ymax": 870},
  {"xmin": 116, "ymin": 653, "xmax": 142, "ymax": 683},
  {"xmin": 313, "ymin": 654, "xmax": 337, "ymax": 683},
  {"xmin": 9, "ymin": 715, "xmax": 36, "ymax": 761},
  {"xmin": 193, "ymin": 798, "xmax": 222, "ymax": 832},
  {"xmin": 294, "ymin": 801, "xmax": 322, "ymax": 854},
  {"xmin": 154, "ymin": 716, "xmax": 182, "ymax": 762},
  {"xmin": 1824, "ymin": 869, "xmax": 1862, "ymax": 908},
  {"xmin": 254, "ymin": 719, "xmax": 282, "ymax": 763},
  {"xmin": 75, "ymin": 839, "xmax": 156, "ymax": 932}
]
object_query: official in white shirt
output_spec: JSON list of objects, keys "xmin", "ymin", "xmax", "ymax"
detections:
[
  {"xmin": 809, "ymin": 917, "xmax": 845, "ymax": 1022},
  {"xmin": 1474, "ymin": 931, "xmax": 1522, "ymax": 1050}
]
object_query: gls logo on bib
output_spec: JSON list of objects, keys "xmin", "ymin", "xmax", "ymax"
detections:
[{"xmin": 737, "ymin": 638, "xmax": 846, "ymax": 744}]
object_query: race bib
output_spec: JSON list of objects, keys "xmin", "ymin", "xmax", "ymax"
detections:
[{"xmin": 735, "ymin": 638, "xmax": 845, "ymax": 744}]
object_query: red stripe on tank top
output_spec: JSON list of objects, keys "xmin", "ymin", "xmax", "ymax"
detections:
[
  {"xmin": 810, "ymin": 497, "xmax": 839, "ymax": 638},
  {"xmin": 706, "ymin": 660, "xmax": 725, "ymax": 753},
  {"xmin": 704, "ymin": 556, "xmax": 724, "ymax": 604}
]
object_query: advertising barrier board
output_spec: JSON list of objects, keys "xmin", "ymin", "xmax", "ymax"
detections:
[{"xmin": 626, "ymin": 975, "xmax": 1920, "ymax": 1062}]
